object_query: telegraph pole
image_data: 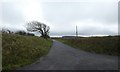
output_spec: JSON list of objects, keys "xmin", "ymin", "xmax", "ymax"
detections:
[{"xmin": 76, "ymin": 26, "xmax": 78, "ymax": 37}]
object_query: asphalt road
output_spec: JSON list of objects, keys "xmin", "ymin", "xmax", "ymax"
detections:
[{"xmin": 19, "ymin": 40, "xmax": 118, "ymax": 70}]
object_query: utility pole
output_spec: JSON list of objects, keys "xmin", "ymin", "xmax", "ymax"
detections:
[{"xmin": 76, "ymin": 25, "xmax": 78, "ymax": 37}]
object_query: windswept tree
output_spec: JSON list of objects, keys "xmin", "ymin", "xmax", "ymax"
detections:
[{"xmin": 26, "ymin": 21, "xmax": 50, "ymax": 39}]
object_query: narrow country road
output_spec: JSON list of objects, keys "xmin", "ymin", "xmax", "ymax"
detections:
[{"xmin": 19, "ymin": 40, "xmax": 118, "ymax": 70}]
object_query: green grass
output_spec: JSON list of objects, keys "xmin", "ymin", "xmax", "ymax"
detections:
[
  {"xmin": 56, "ymin": 36, "xmax": 119, "ymax": 56},
  {"xmin": 2, "ymin": 33, "xmax": 53, "ymax": 70},
  {"xmin": 0, "ymin": 33, "xmax": 2, "ymax": 71}
]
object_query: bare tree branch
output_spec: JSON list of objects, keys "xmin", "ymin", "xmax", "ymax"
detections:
[{"xmin": 26, "ymin": 21, "xmax": 50, "ymax": 39}]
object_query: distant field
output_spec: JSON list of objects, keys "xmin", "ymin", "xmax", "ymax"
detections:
[
  {"xmin": 2, "ymin": 33, "xmax": 53, "ymax": 70},
  {"xmin": 56, "ymin": 36, "xmax": 119, "ymax": 56}
]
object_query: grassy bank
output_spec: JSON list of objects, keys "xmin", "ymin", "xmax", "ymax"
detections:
[
  {"xmin": 2, "ymin": 33, "xmax": 53, "ymax": 70},
  {"xmin": 56, "ymin": 36, "xmax": 118, "ymax": 56}
]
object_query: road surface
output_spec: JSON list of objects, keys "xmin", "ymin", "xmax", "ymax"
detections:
[{"xmin": 18, "ymin": 40, "xmax": 118, "ymax": 70}]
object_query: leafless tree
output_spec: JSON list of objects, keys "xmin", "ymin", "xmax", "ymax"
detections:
[{"xmin": 26, "ymin": 21, "xmax": 50, "ymax": 38}]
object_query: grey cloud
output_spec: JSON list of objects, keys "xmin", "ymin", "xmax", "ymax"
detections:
[
  {"xmin": 42, "ymin": 2, "xmax": 118, "ymax": 36},
  {"xmin": 42, "ymin": 2, "xmax": 117, "ymax": 24},
  {"xmin": 2, "ymin": 2, "xmax": 25, "ymax": 24},
  {"xmin": 79, "ymin": 28, "xmax": 118, "ymax": 35},
  {"xmin": 1, "ymin": 1, "xmax": 118, "ymax": 36}
]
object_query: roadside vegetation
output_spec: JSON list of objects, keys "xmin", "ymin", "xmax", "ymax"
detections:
[
  {"xmin": 56, "ymin": 36, "xmax": 119, "ymax": 56},
  {"xmin": 2, "ymin": 21, "xmax": 51, "ymax": 70},
  {"xmin": 0, "ymin": 32, "xmax": 1, "ymax": 71},
  {"xmin": 2, "ymin": 33, "xmax": 52, "ymax": 70}
]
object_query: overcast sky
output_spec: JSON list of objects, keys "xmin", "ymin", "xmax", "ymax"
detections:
[{"xmin": 0, "ymin": 0, "xmax": 119, "ymax": 37}]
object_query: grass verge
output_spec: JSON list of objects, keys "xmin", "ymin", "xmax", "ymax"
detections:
[
  {"xmin": 56, "ymin": 36, "xmax": 119, "ymax": 56},
  {"xmin": 2, "ymin": 33, "xmax": 53, "ymax": 70}
]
